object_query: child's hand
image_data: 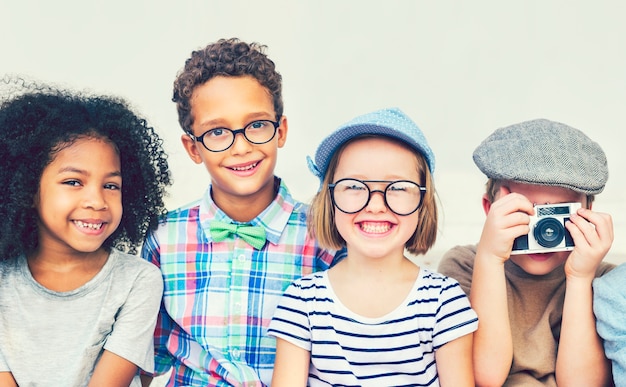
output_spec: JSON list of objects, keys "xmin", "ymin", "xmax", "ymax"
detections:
[
  {"xmin": 564, "ymin": 208, "xmax": 613, "ymax": 281},
  {"xmin": 477, "ymin": 187, "xmax": 534, "ymax": 264}
]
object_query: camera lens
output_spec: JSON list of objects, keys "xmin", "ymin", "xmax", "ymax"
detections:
[{"xmin": 533, "ymin": 217, "xmax": 565, "ymax": 248}]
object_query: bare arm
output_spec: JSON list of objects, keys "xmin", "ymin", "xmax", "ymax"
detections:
[
  {"xmin": 88, "ymin": 350, "xmax": 138, "ymax": 387},
  {"xmin": 470, "ymin": 247, "xmax": 512, "ymax": 386},
  {"xmin": 435, "ymin": 333, "xmax": 475, "ymax": 387},
  {"xmin": 556, "ymin": 209, "xmax": 613, "ymax": 386},
  {"xmin": 0, "ymin": 372, "xmax": 17, "ymax": 387},
  {"xmin": 271, "ymin": 338, "xmax": 310, "ymax": 387},
  {"xmin": 471, "ymin": 191, "xmax": 533, "ymax": 386}
]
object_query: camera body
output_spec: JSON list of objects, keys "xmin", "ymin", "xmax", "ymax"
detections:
[{"xmin": 511, "ymin": 202, "xmax": 581, "ymax": 255}]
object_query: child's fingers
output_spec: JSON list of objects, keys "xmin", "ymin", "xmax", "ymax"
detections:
[
  {"xmin": 571, "ymin": 209, "xmax": 614, "ymax": 247},
  {"xmin": 480, "ymin": 194, "xmax": 534, "ymax": 260},
  {"xmin": 565, "ymin": 215, "xmax": 609, "ymax": 280},
  {"xmin": 565, "ymin": 217, "xmax": 594, "ymax": 249},
  {"xmin": 579, "ymin": 208, "xmax": 613, "ymax": 240},
  {"xmin": 566, "ymin": 210, "xmax": 613, "ymax": 264},
  {"xmin": 487, "ymin": 209, "xmax": 531, "ymax": 232},
  {"xmin": 491, "ymin": 192, "xmax": 534, "ymax": 218}
]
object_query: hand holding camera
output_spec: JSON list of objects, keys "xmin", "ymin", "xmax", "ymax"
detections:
[
  {"xmin": 477, "ymin": 190, "xmax": 535, "ymax": 263},
  {"xmin": 562, "ymin": 207, "xmax": 614, "ymax": 281}
]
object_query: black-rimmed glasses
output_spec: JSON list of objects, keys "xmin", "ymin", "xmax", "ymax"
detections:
[
  {"xmin": 329, "ymin": 178, "xmax": 426, "ymax": 216},
  {"xmin": 187, "ymin": 119, "xmax": 280, "ymax": 152}
]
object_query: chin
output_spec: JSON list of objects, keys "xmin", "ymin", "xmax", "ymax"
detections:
[{"xmin": 511, "ymin": 254, "xmax": 566, "ymax": 276}]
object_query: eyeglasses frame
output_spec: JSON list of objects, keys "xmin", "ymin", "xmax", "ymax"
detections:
[
  {"xmin": 328, "ymin": 178, "xmax": 427, "ymax": 216},
  {"xmin": 186, "ymin": 119, "xmax": 281, "ymax": 152}
]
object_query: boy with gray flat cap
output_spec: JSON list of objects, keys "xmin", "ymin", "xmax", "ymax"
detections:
[{"xmin": 438, "ymin": 118, "xmax": 614, "ymax": 386}]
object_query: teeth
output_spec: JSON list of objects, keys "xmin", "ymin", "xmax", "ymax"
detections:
[
  {"xmin": 360, "ymin": 222, "xmax": 391, "ymax": 234},
  {"xmin": 74, "ymin": 221, "xmax": 103, "ymax": 230},
  {"xmin": 231, "ymin": 162, "xmax": 258, "ymax": 171}
]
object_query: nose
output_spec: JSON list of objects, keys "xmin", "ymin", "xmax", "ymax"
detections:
[
  {"xmin": 83, "ymin": 187, "xmax": 108, "ymax": 210},
  {"xmin": 364, "ymin": 189, "xmax": 387, "ymax": 213},
  {"xmin": 230, "ymin": 131, "xmax": 253, "ymax": 155}
]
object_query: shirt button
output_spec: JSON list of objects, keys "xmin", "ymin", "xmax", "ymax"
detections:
[
  {"xmin": 238, "ymin": 254, "xmax": 246, "ymax": 262},
  {"xmin": 234, "ymin": 302, "xmax": 242, "ymax": 311},
  {"xmin": 232, "ymin": 348, "xmax": 241, "ymax": 359}
]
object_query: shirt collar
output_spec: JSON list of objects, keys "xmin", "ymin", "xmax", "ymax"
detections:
[{"xmin": 199, "ymin": 177, "xmax": 296, "ymax": 246}]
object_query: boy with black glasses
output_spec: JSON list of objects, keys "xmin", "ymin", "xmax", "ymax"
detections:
[{"xmin": 141, "ymin": 38, "xmax": 341, "ymax": 386}]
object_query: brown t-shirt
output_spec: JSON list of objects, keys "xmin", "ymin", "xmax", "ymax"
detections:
[{"xmin": 438, "ymin": 244, "xmax": 614, "ymax": 386}]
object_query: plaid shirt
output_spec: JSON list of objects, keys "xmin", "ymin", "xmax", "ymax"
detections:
[{"xmin": 142, "ymin": 179, "xmax": 338, "ymax": 386}]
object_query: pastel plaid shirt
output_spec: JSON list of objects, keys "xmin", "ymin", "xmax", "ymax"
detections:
[{"xmin": 142, "ymin": 179, "xmax": 339, "ymax": 386}]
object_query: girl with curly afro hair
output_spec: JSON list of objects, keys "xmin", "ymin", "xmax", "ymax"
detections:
[{"xmin": 0, "ymin": 78, "xmax": 171, "ymax": 386}]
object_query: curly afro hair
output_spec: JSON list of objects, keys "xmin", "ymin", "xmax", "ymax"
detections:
[
  {"xmin": 0, "ymin": 79, "xmax": 171, "ymax": 259},
  {"xmin": 172, "ymin": 37, "xmax": 283, "ymax": 133}
]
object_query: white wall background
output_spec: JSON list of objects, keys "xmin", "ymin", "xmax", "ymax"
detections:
[{"xmin": 2, "ymin": 1, "xmax": 625, "ymax": 268}]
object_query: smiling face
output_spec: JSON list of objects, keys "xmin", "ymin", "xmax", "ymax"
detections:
[
  {"xmin": 35, "ymin": 137, "xmax": 123, "ymax": 256},
  {"xmin": 332, "ymin": 137, "xmax": 421, "ymax": 260},
  {"xmin": 494, "ymin": 181, "xmax": 587, "ymax": 275},
  {"xmin": 181, "ymin": 75, "xmax": 288, "ymax": 220}
]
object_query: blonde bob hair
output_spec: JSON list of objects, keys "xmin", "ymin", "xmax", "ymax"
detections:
[{"xmin": 308, "ymin": 135, "xmax": 438, "ymax": 255}]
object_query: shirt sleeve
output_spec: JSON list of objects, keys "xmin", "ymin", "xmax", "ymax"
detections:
[
  {"xmin": 139, "ymin": 230, "xmax": 175, "ymax": 376},
  {"xmin": 267, "ymin": 280, "xmax": 312, "ymax": 351},
  {"xmin": 0, "ymin": 347, "xmax": 7, "ymax": 371},
  {"xmin": 432, "ymin": 276, "xmax": 478, "ymax": 349},
  {"xmin": 103, "ymin": 261, "xmax": 164, "ymax": 373},
  {"xmin": 593, "ymin": 265, "xmax": 626, "ymax": 383}
]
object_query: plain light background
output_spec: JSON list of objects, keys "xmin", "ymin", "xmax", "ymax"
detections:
[
  {"xmin": 2, "ymin": 1, "xmax": 624, "ymax": 271},
  {"xmin": 2, "ymin": 2, "xmax": 625, "ymax": 385}
]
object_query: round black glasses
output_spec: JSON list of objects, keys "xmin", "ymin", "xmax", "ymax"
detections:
[
  {"xmin": 328, "ymin": 178, "xmax": 426, "ymax": 216},
  {"xmin": 187, "ymin": 119, "xmax": 280, "ymax": 152}
]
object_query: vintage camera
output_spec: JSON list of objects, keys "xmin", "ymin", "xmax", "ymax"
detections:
[{"xmin": 511, "ymin": 202, "xmax": 581, "ymax": 255}]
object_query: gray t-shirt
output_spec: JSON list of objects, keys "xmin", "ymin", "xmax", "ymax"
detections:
[{"xmin": 0, "ymin": 248, "xmax": 163, "ymax": 387}]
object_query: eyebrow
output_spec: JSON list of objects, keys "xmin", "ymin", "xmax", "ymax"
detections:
[
  {"xmin": 57, "ymin": 166, "xmax": 122, "ymax": 178},
  {"xmin": 196, "ymin": 112, "xmax": 275, "ymax": 129}
]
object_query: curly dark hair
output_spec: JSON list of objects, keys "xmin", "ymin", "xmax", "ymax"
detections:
[
  {"xmin": 172, "ymin": 37, "xmax": 283, "ymax": 132},
  {"xmin": 0, "ymin": 79, "xmax": 171, "ymax": 259}
]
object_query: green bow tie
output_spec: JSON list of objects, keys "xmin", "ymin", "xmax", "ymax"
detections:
[{"xmin": 209, "ymin": 220, "xmax": 267, "ymax": 250}]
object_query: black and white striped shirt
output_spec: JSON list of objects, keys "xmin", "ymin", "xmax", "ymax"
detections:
[{"xmin": 268, "ymin": 269, "xmax": 478, "ymax": 386}]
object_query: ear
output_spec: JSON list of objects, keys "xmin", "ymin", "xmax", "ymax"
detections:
[
  {"xmin": 181, "ymin": 134, "xmax": 204, "ymax": 165},
  {"xmin": 276, "ymin": 116, "xmax": 288, "ymax": 148},
  {"xmin": 482, "ymin": 194, "xmax": 492, "ymax": 215}
]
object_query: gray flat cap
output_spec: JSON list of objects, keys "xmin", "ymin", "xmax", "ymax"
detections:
[{"xmin": 473, "ymin": 118, "xmax": 608, "ymax": 195}]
